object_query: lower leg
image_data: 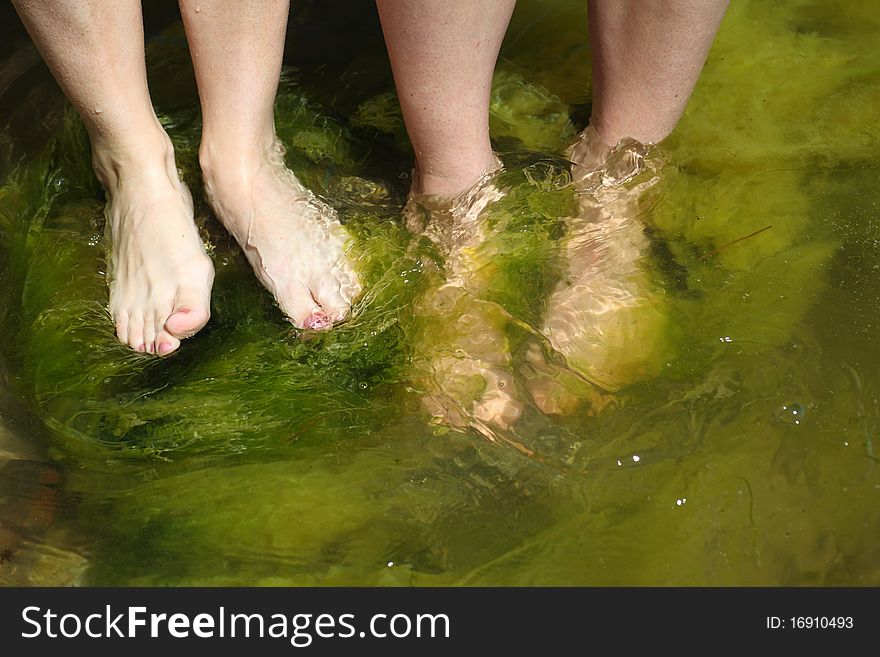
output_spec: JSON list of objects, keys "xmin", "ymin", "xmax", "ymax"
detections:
[
  {"xmin": 587, "ymin": 0, "xmax": 728, "ymax": 147},
  {"xmin": 12, "ymin": 0, "xmax": 167, "ymax": 171},
  {"xmin": 376, "ymin": 0, "xmax": 516, "ymax": 197},
  {"xmin": 11, "ymin": 0, "xmax": 213, "ymax": 354},
  {"xmin": 180, "ymin": 0, "xmax": 360, "ymax": 329},
  {"xmin": 181, "ymin": 0, "xmax": 285, "ymax": 173}
]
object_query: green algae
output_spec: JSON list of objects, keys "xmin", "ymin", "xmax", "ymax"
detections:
[
  {"xmin": 3, "ymin": 117, "xmax": 425, "ymax": 463},
  {"xmin": 0, "ymin": 0, "xmax": 878, "ymax": 585}
]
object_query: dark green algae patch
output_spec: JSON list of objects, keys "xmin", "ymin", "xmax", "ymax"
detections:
[{"xmin": 0, "ymin": 0, "xmax": 878, "ymax": 584}]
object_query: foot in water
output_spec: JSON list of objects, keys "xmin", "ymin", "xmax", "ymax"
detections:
[
  {"xmin": 201, "ymin": 139, "xmax": 361, "ymax": 330},
  {"xmin": 100, "ymin": 131, "xmax": 214, "ymax": 356},
  {"xmin": 413, "ymin": 284, "xmax": 524, "ymax": 444},
  {"xmin": 406, "ymin": 162, "xmax": 527, "ymax": 446},
  {"xmin": 530, "ymin": 126, "xmax": 668, "ymax": 400}
]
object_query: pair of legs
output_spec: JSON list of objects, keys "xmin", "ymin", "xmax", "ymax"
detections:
[
  {"xmin": 379, "ymin": 1, "xmax": 728, "ymax": 435},
  {"xmin": 12, "ymin": 0, "xmax": 359, "ymax": 355},
  {"xmin": 13, "ymin": 0, "xmax": 726, "ymax": 356},
  {"xmin": 377, "ymin": 0, "xmax": 729, "ymax": 197}
]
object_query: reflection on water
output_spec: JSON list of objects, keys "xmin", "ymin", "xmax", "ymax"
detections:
[{"xmin": 0, "ymin": 0, "xmax": 878, "ymax": 585}]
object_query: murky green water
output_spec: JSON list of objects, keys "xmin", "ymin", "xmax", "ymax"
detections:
[{"xmin": 0, "ymin": 0, "xmax": 878, "ymax": 586}]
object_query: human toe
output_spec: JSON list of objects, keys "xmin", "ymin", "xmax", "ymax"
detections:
[
  {"xmin": 142, "ymin": 313, "xmax": 157, "ymax": 354},
  {"xmin": 311, "ymin": 277, "xmax": 351, "ymax": 324},
  {"xmin": 154, "ymin": 329, "xmax": 181, "ymax": 356},
  {"xmin": 126, "ymin": 312, "xmax": 146, "ymax": 352},
  {"xmin": 164, "ymin": 299, "xmax": 210, "ymax": 340},
  {"xmin": 114, "ymin": 313, "xmax": 129, "ymax": 345},
  {"xmin": 278, "ymin": 281, "xmax": 325, "ymax": 330}
]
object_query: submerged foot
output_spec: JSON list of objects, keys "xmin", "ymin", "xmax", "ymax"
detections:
[
  {"xmin": 407, "ymin": 163, "xmax": 525, "ymax": 442},
  {"xmin": 201, "ymin": 140, "xmax": 361, "ymax": 330},
  {"xmin": 405, "ymin": 160, "xmax": 503, "ymax": 245},
  {"xmin": 538, "ymin": 126, "xmax": 667, "ymax": 391},
  {"xmin": 404, "ymin": 160, "xmax": 504, "ymax": 289},
  {"xmin": 414, "ymin": 285, "xmax": 523, "ymax": 443},
  {"xmin": 100, "ymin": 134, "xmax": 214, "ymax": 356}
]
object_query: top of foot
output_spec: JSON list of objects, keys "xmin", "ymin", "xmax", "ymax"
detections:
[
  {"xmin": 103, "ymin": 148, "xmax": 214, "ymax": 356},
  {"xmin": 203, "ymin": 140, "xmax": 361, "ymax": 330}
]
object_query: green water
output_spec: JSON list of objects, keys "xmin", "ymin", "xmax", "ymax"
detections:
[{"xmin": 0, "ymin": 0, "xmax": 878, "ymax": 585}]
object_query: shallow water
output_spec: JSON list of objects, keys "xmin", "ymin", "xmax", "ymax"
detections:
[{"xmin": 0, "ymin": 0, "xmax": 878, "ymax": 586}]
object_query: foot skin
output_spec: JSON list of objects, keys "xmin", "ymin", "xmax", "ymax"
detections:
[
  {"xmin": 538, "ymin": 127, "xmax": 667, "ymax": 391},
  {"xmin": 102, "ymin": 142, "xmax": 214, "ymax": 356},
  {"xmin": 414, "ymin": 285, "xmax": 523, "ymax": 444},
  {"xmin": 202, "ymin": 140, "xmax": 361, "ymax": 329},
  {"xmin": 407, "ymin": 164, "xmax": 525, "ymax": 443}
]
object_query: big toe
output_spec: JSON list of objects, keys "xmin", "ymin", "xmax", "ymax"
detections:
[
  {"xmin": 279, "ymin": 282, "xmax": 329, "ymax": 330},
  {"xmin": 311, "ymin": 276, "xmax": 352, "ymax": 324},
  {"xmin": 165, "ymin": 302, "xmax": 210, "ymax": 339}
]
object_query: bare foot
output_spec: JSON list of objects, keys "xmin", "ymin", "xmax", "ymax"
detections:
[
  {"xmin": 413, "ymin": 285, "xmax": 523, "ymax": 443},
  {"xmin": 537, "ymin": 127, "xmax": 667, "ymax": 391},
  {"xmin": 99, "ymin": 133, "xmax": 214, "ymax": 356},
  {"xmin": 201, "ymin": 140, "xmax": 361, "ymax": 330},
  {"xmin": 407, "ymin": 163, "xmax": 525, "ymax": 442}
]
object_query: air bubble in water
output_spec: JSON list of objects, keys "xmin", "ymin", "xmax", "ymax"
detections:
[{"xmin": 776, "ymin": 402, "xmax": 806, "ymax": 426}]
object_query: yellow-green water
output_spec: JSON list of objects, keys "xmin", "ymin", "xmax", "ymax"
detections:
[{"xmin": 0, "ymin": 0, "xmax": 878, "ymax": 585}]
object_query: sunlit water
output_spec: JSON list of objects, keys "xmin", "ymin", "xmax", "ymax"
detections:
[{"xmin": 0, "ymin": 0, "xmax": 878, "ymax": 585}]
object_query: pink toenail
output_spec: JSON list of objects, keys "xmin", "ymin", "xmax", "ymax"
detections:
[
  {"xmin": 136, "ymin": 344, "xmax": 146, "ymax": 352},
  {"xmin": 158, "ymin": 342, "xmax": 174, "ymax": 356},
  {"xmin": 303, "ymin": 311, "xmax": 333, "ymax": 330}
]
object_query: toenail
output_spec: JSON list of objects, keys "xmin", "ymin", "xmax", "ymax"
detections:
[
  {"xmin": 136, "ymin": 344, "xmax": 146, "ymax": 352},
  {"xmin": 303, "ymin": 311, "xmax": 333, "ymax": 330},
  {"xmin": 158, "ymin": 342, "xmax": 174, "ymax": 356}
]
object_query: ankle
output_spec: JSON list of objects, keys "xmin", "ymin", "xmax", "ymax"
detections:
[
  {"xmin": 91, "ymin": 126, "xmax": 179, "ymax": 192},
  {"xmin": 412, "ymin": 153, "xmax": 500, "ymax": 198},
  {"xmin": 589, "ymin": 116, "xmax": 666, "ymax": 150},
  {"xmin": 198, "ymin": 131, "xmax": 281, "ymax": 191}
]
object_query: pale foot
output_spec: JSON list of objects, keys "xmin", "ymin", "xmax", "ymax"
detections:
[
  {"xmin": 100, "ymin": 135, "xmax": 214, "ymax": 355},
  {"xmin": 407, "ymin": 163, "xmax": 526, "ymax": 443},
  {"xmin": 538, "ymin": 127, "xmax": 668, "ymax": 392},
  {"xmin": 414, "ymin": 285, "xmax": 523, "ymax": 443},
  {"xmin": 201, "ymin": 140, "xmax": 361, "ymax": 329}
]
